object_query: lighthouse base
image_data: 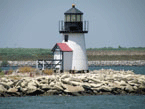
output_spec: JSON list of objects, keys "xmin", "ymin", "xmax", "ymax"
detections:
[{"xmin": 68, "ymin": 70, "xmax": 89, "ymax": 73}]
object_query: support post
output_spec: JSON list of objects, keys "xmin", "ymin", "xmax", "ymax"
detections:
[
  {"xmin": 87, "ymin": 21, "xmax": 89, "ymax": 31},
  {"xmin": 62, "ymin": 52, "xmax": 64, "ymax": 73},
  {"xmin": 36, "ymin": 60, "xmax": 38, "ymax": 69},
  {"xmin": 42, "ymin": 60, "xmax": 45, "ymax": 70}
]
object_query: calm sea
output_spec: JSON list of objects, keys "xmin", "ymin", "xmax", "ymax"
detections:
[
  {"xmin": 1, "ymin": 66, "xmax": 145, "ymax": 75},
  {"xmin": 0, "ymin": 66, "xmax": 145, "ymax": 109},
  {"xmin": 0, "ymin": 95, "xmax": 145, "ymax": 109}
]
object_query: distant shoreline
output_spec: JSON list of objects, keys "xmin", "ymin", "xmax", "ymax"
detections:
[
  {"xmin": 0, "ymin": 48, "xmax": 145, "ymax": 61},
  {"xmin": 0, "ymin": 60, "xmax": 145, "ymax": 67}
]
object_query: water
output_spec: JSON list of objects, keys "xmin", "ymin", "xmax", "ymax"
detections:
[
  {"xmin": 0, "ymin": 95, "xmax": 145, "ymax": 109},
  {"xmin": 89, "ymin": 66, "xmax": 145, "ymax": 75},
  {"xmin": 0, "ymin": 66, "xmax": 145, "ymax": 109},
  {"xmin": 1, "ymin": 66, "xmax": 145, "ymax": 75}
]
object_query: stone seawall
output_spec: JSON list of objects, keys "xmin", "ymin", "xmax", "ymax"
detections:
[
  {"xmin": 0, "ymin": 70, "xmax": 145, "ymax": 97},
  {"xmin": 0, "ymin": 60, "xmax": 145, "ymax": 66},
  {"xmin": 88, "ymin": 60, "xmax": 145, "ymax": 66}
]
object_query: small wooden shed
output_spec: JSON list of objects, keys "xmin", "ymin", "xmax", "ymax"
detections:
[{"xmin": 52, "ymin": 43, "xmax": 73, "ymax": 72}]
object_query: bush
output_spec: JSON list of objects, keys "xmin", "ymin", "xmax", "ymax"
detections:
[
  {"xmin": 18, "ymin": 66, "xmax": 35, "ymax": 73},
  {"xmin": 1, "ymin": 61, "xmax": 9, "ymax": 67},
  {"xmin": 4, "ymin": 69, "xmax": 13, "ymax": 75},
  {"xmin": 0, "ymin": 67, "xmax": 2, "ymax": 72},
  {"xmin": 8, "ymin": 69, "xmax": 13, "ymax": 75},
  {"xmin": 43, "ymin": 69, "xmax": 53, "ymax": 75},
  {"xmin": 35, "ymin": 69, "xmax": 42, "ymax": 75},
  {"xmin": 9, "ymin": 76, "xmax": 21, "ymax": 80},
  {"xmin": 0, "ymin": 71, "xmax": 4, "ymax": 76},
  {"xmin": 0, "ymin": 67, "xmax": 3, "ymax": 76}
]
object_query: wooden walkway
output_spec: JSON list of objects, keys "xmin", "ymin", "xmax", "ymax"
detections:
[{"xmin": 36, "ymin": 59, "xmax": 62, "ymax": 70}]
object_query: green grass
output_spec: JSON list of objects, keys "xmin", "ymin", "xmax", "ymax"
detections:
[
  {"xmin": 0, "ymin": 71, "xmax": 4, "ymax": 76},
  {"xmin": 87, "ymin": 55, "xmax": 145, "ymax": 61},
  {"xmin": 0, "ymin": 47, "xmax": 145, "ymax": 61},
  {"xmin": 0, "ymin": 48, "xmax": 52, "ymax": 61},
  {"xmin": 87, "ymin": 47, "xmax": 145, "ymax": 51}
]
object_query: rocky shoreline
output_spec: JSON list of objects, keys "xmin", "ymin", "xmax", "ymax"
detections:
[
  {"xmin": 0, "ymin": 60, "xmax": 145, "ymax": 67},
  {"xmin": 0, "ymin": 69, "xmax": 145, "ymax": 97}
]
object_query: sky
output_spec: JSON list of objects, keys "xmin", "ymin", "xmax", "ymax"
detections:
[{"xmin": 0, "ymin": 0, "xmax": 145, "ymax": 49}]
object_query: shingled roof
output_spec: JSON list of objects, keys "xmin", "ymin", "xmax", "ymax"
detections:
[
  {"xmin": 64, "ymin": 5, "xmax": 83, "ymax": 15},
  {"xmin": 52, "ymin": 43, "xmax": 73, "ymax": 52}
]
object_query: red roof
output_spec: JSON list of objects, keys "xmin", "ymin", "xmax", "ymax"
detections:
[{"xmin": 52, "ymin": 43, "xmax": 72, "ymax": 52}]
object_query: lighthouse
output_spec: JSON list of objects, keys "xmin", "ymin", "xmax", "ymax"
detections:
[{"xmin": 52, "ymin": 4, "xmax": 88, "ymax": 72}]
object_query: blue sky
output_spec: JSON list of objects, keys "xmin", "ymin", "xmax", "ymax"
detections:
[{"xmin": 0, "ymin": 0, "xmax": 145, "ymax": 48}]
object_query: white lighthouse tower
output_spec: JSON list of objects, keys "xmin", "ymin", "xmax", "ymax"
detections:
[{"xmin": 52, "ymin": 4, "xmax": 88, "ymax": 72}]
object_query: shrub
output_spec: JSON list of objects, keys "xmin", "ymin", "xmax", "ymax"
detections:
[
  {"xmin": 4, "ymin": 69, "xmax": 13, "ymax": 75},
  {"xmin": 0, "ymin": 67, "xmax": 2, "ymax": 72},
  {"xmin": 8, "ymin": 69, "xmax": 13, "ymax": 75},
  {"xmin": 35, "ymin": 69, "xmax": 42, "ymax": 75},
  {"xmin": 43, "ymin": 69, "xmax": 53, "ymax": 75},
  {"xmin": 4, "ymin": 70, "xmax": 9, "ymax": 75},
  {"xmin": 1, "ymin": 61, "xmax": 9, "ymax": 67},
  {"xmin": 0, "ymin": 71, "xmax": 4, "ymax": 76},
  {"xmin": 18, "ymin": 66, "xmax": 35, "ymax": 73},
  {"xmin": 9, "ymin": 76, "xmax": 21, "ymax": 80},
  {"xmin": 0, "ymin": 68, "xmax": 4, "ymax": 76}
]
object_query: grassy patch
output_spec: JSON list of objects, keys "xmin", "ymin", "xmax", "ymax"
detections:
[
  {"xmin": 18, "ymin": 66, "xmax": 35, "ymax": 73},
  {"xmin": 43, "ymin": 69, "xmax": 53, "ymax": 75},
  {"xmin": 0, "ymin": 71, "xmax": 4, "ymax": 76},
  {"xmin": 0, "ymin": 48, "xmax": 145, "ymax": 61},
  {"xmin": 0, "ymin": 48, "xmax": 52, "ymax": 61},
  {"xmin": 9, "ymin": 76, "xmax": 21, "ymax": 80},
  {"xmin": 87, "ymin": 47, "xmax": 145, "ymax": 51}
]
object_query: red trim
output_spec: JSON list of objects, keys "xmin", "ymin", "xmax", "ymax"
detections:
[{"xmin": 56, "ymin": 43, "xmax": 72, "ymax": 52}]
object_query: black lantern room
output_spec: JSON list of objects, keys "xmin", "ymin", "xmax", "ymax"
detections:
[{"xmin": 59, "ymin": 4, "xmax": 88, "ymax": 33}]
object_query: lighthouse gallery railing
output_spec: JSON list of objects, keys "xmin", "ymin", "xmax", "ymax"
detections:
[{"xmin": 59, "ymin": 21, "xmax": 89, "ymax": 33}]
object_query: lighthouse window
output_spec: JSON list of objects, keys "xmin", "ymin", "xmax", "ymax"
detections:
[
  {"xmin": 64, "ymin": 35, "xmax": 68, "ymax": 42},
  {"xmin": 77, "ymin": 15, "xmax": 81, "ymax": 21},
  {"xmin": 71, "ymin": 15, "xmax": 76, "ymax": 22},
  {"xmin": 66, "ymin": 15, "xmax": 70, "ymax": 22},
  {"xmin": 80, "ymin": 15, "xmax": 83, "ymax": 21}
]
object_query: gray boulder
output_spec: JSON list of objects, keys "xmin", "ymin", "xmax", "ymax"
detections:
[
  {"xmin": 119, "ymin": 81, "xmax": 127, "ymax": 86},
  {"xmin": 99, "ymin": 86, "xmax": 112, "ymax": 92},
  {"xmin": 125, "ymin": 85, "xmax": 133, "ymax": 92},
  {"xmin": 0, "ymin": 85, "xmax": 7, "ymax": 92},
  {"xmin": 61, "ymin": 74, "xmax": 70, "ymax": 79},
  {"xmin": 39, "ymin": 84, "xmax": 51, "ymax": 90},
  {"xmin": 0, "ymin": 82, "xmax": 10, "ymax": 89},
  {"xmin": 7, "ymin": 87, "xmax": 18, "ymax": 93},
  {"xmin": 20, "ymin": 80, "xmax": 28, "ymax": 88},
  {"xmin": 63, "ymin": 84, "xmax": 84, "ymax": 93},
  {"xmin": 45, "ymin": 90, "xmax": 59, "ymax": 96}
]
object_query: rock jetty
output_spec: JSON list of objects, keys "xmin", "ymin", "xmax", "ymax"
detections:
[{"xmin": 0, "ymin": 69, "xmax": 145, "ymax": 97}]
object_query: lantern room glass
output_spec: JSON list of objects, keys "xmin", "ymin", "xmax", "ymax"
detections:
[
  {"xmin": 65, "ymin": 15, "xmax": 71, "ymax": 22},
  {"xmin": 65, "ymin": 14, "xmax": 83, "ymax": 22},
  {"xmin": 65, "ymin": 15, "xmax": 67, "ymax": 21},
  {"xmin": 71, "ymin": 15, "xmax": 76, "ymax": 22},
  {"xmin": 77, "ymin": 15, "xmax": 81, "ymax": 21}
]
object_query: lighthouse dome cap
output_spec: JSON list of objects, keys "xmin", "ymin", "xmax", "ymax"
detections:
[{"xmin": 64, "ymin": 4, "xmax": 83, "ymax": 15}]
